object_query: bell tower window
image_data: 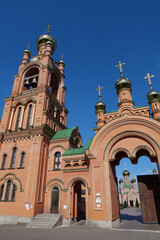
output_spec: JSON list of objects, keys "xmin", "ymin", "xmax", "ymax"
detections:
[
  {"xmin": 20, "ymin": 152, "xmax": 25, "ymax": 168},
  {"xmin": 15, "ymin": 107, "xmax": 21, "ymax": 130},
  {"xmin": 10, "ymin": 147, "xmax": 17, "ymax": 169},
  {"xmin": 1, "ymin": 154, "xmax": 7, "ymax": 169},
  {"xmin": 23, "ymin": 68, "xmax": 39, "ymax": 90},
  {"xmin": 26, "ymin": 104, "xmax": 32, "ymax": 128}
]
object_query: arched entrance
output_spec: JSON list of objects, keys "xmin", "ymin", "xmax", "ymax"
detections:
[
  {"xmin": 89, "ymin": 114, "xmax": 160, "ymax": 225},
  {"xmin": 50, "ymin": 187, "xmax": 59, "ymax": 213},
  {"xmin": 109, "ymin": 147, "xmax": 160, "ymax": 224},
  {"xmin": 70, "ymin": 180, "xmax": 86, "ymax": 222}
]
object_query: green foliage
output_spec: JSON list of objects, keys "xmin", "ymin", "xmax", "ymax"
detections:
[
  {"xmin": 124, "ymin": 200, "xmax": 128, "ymax": 208},
  {"xmin": 136, "ymin": 198, "xmax": 139, "ymax": 208}
]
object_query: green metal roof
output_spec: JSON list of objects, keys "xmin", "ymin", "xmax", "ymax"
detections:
[
  {"xmin": 84, "ymin": 138, "xmax": 92, "ymax": 150},
  {"xmin": 63, "ymin": 138, "xmax": 93, "ymax": 156},
  {"xmin": 51, "ymin": 126, "xmax": 77, "ymax": 140},
  {"xmin": 63, "ymin": 147, "xmax": 85, "ymax": 156},
  {"xmin": 123, "ymin": 185, "xmax": 132, "ymax": 189}
]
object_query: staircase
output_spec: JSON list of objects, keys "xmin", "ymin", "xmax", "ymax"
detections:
[{"xmin": 26, "ymin": 214, "xmax": 62, "ymax": 229}]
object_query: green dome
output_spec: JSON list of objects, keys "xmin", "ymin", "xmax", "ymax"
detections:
[
  {"xmin": 131, "ymin": 178, "xmax": 136, "ymax": 183},
  {"xmin": 23, "ymin": 49, "xmax": 31, "ymax": 57},
  {"xmin": 115, "ymin": 76, "xmax": 132, "ymax": 93},
  {"xmin": 58, "ymin": 59, "xmax": 65, "ymax": 67},
  {"xmin": 95, "ymin": 101, "xmax": 106, "ymax": 112},
  {"xmin": 153, "ymin": 168, "xmax": 157, "ymax": 174},
  {"xmin": 147, "ymin": 90, "xmax": 160, "ymax": 103},
  {"xmin": 123, "ymin": 169, "xmax": 130, "ymax": 176},
  {"xmin": 119, "ymin": 178, "xmax": 123, "ymax": 184},
  {"xmin": 36, "ymin": 34, "xmax": 57, "ymax": 52}
]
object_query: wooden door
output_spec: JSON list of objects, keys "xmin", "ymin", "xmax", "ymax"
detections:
[
  {"xmin": 50, "ymin": 187, "xmax": 59, "ymax": 214},
  {"xmin": 137, "ymin": 175, "xmax": 160, "ymax": 223}
]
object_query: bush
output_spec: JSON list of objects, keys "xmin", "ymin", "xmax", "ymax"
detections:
[
  {"xmin": 136, "ymin": 198, "xmax": 139, "ymax": 208},
  {"xmin": 124, "ymin": 200, "xmax": 128, "ymax": 208}
]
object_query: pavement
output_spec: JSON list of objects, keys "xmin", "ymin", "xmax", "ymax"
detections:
[
  {"xmin": 0, "ymin": 208, "xmax": 160, "ymax": 240},
  {"xmin": 0, "ymin": 224, "xmax": 160, "ymax": 240},
  {"xmin": 115, "ymin": 207, "xmax": 160, "ymax": 231}
]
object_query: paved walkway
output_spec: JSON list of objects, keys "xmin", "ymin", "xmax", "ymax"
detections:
[
  {"xmin": 0, "ymin": 224, "xmax": 160, "ymax": 240},
  {"xmin": 115, "ymin": 207, "xmax": 160, "ymax": 231}
]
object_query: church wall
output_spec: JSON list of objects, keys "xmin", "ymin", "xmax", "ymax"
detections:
[{"xmin": 0, "ymin": 136, "xmax": 46, "ymax": 218}]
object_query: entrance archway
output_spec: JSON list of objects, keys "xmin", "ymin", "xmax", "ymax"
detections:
[
  {"xmin": 50, "ymin": 187, "xmax": 59, "ymax": 213},
  {"xmin": 71, "ymin": 180, "xmax": 86, "ymax": 222},
  {"xmin": 109, "ymin": 149, "xmax": 160, "ymax": 224}
]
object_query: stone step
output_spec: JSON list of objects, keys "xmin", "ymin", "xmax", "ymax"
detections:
[{"xmin": 26, "ymin": 214, "xmax": 62, "ymax": 229}]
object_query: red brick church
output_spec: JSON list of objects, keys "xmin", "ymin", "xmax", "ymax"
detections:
[{"xmin": 0, "ymin": 29, "xmax": 160, "ymax": 227}]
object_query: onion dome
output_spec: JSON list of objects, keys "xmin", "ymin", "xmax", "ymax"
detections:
[
  {"xmin": 95, "ymin": 101, "xmax": 106, "ymax": 112},
  {"xmin": 119, "ymin": 178, "xmax": 123, "ymax": 184},
  {"xmin": 123, "ymin": 168, "xmax": 130, "ymax": 176},
  {"xmin": 36, "ymin": 34, "xmax": 57, "ymax": 52},
  {"xmin": 23, "ymin": 49, "xmax": 31, "ymax": 58},
  {"xmin": 58, "ymin": 59, "xmax": 65, "ymax": 67},
  {"xmin": 153, "ymin": 168, "xmax": 157, "ymax": 174},
  {"xmin": 115, "ymin": 76, "xmax": 132, "ymax": 93},
  {"xmin": 147, "ymin": 90, "xmax": 160, "ymax": 103},
  {"xmin": 131, "ymin": 178, "xmax": 136, "ymax": 183}
]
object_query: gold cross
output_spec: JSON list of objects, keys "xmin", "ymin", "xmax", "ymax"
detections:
[
  {"xmin": 61, "ymin": 55, "xmax": 64, "ymax": 60},
  {"xmin": 96, "ymin": 85, "xmax": 104, "ymax": 101},
  {"xmin": 27, "ymin": 44, "xmax": 30, "ymax": 50},
  {"xmin": 115, "ymin": 61, "xmax": 126, "ymax": 77},
  {"xmin": 46, "ymin": 24, "xmax": 52, "ymax": 35},
  {"xmin": 144, "ymin": 73, "xmax": 154, "ymax": 90}
]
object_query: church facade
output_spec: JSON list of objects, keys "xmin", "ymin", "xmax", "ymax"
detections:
[
  {"xmin": 119, "ymin": 169, "xmax": 140, "ymax": 207},
  {"xmin": 0, "ymin": 31, "xmax": 160, "ymax": 228}
]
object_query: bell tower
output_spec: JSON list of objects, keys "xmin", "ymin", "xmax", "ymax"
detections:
[
  {"xmin": 0, "ymin": 26, "xmax": 68, "ymax": 218},
  {"xmin": 0, "ymin": 26, "xmax": 68, "ymax": 134}
]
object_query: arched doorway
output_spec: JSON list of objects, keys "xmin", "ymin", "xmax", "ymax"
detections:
[
  {"xmin": 71, "ymin": 180, "xmax": 86, "ymax": 222},
  {"xmin": 109, "ymin": 148, "xmax": 160, "ymax": 224},
  {"xmin": 50, "ymin": 187, "xmax": 59, "ymax": 213}
]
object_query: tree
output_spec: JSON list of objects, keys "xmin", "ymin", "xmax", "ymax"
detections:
[
  {"xmin": 136, "ymin": 198, "xmax": 139, "ymax": 208},
  {"xmin": 124, "ymin": 200, "xmax": 128, "ymax": 208}
]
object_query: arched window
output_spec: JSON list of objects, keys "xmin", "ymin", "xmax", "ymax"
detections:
[
  {"xmin": 66, "ymin": 163, "xmax": 71, "ymax": 167},
  {"xmin": 20, "ymin": 152, "xmax": 25, "ymax": 168},
  {"xmin": 1, "ymin": 154, "xmax": 7, "ymax": 169},
  {"xmin": 0, "ymin": 184, "xmax": 4, "ymax": 200},
  {"xmin": 10, "ymin": 147, "xmax": 17, "ymax": 168},
  {"xmin": 5, "ymin": 180, "xmax": 11, "ymax": 201},
  {"xmin": 74, "ymin": 163, "xmax": 79, "ymax": 167},
  {"xmin": 54, "ymin": 152, "xmax": 61, "ymax": 170},
  {"xmin": 26, "ymin": 104, "xmax": 32, "ymax": 128},
  {"xmin": 11, "ymin": 184, "xmax": 16, "ymax": 201},
  {"xmin": 15, "ymin": 107, "xmax": 21, "ymax": 130}
]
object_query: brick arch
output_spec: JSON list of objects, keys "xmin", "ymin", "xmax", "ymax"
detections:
[
  {"xmin": 103, "ymin": 130, "xmax": 158, "ymax": 162},
  {"xmin": 89, "ymin": 115, "xmax": 160, "ymax": 164},
  {"xmin": 0, "ymin": 173, "xmax": 23, "ymax": 191},
  {"xmin": 24, "ymin": 97, "xmax": 36, "ymax": 105},
  {"xmin": 48, "ymin": 145, "xmax": 66, "ymax": 157},
  {"xmin": 67, "ymin": 177, "xmax": 90, "ymax": 190},
  {"xmin": 111, "ymin": 147, "xmax": 131, "ymax": 161},
  {"xmin": 132, "ymin": 145, "xmax": 155, "ymax": 159},
  {"xmin": 13, "ymin": 100, "xmax": 24, "ymax": 107},
  {"xmin": 45, "ymin": 178, "xmax": 64, "ymax": 192},
  {"xmin": 18, "ymin": 62, "xmax": 43, "ymax": 76}
]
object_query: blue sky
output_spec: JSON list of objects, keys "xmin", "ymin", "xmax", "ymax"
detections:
[{"xmin": 0, "ymin": 0, "xmax": 159, "ymax": 181}]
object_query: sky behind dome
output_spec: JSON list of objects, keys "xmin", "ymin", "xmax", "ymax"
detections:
[{"xmin": 0, "ymin": 0, "xmax": 159, "ymax": 181}]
